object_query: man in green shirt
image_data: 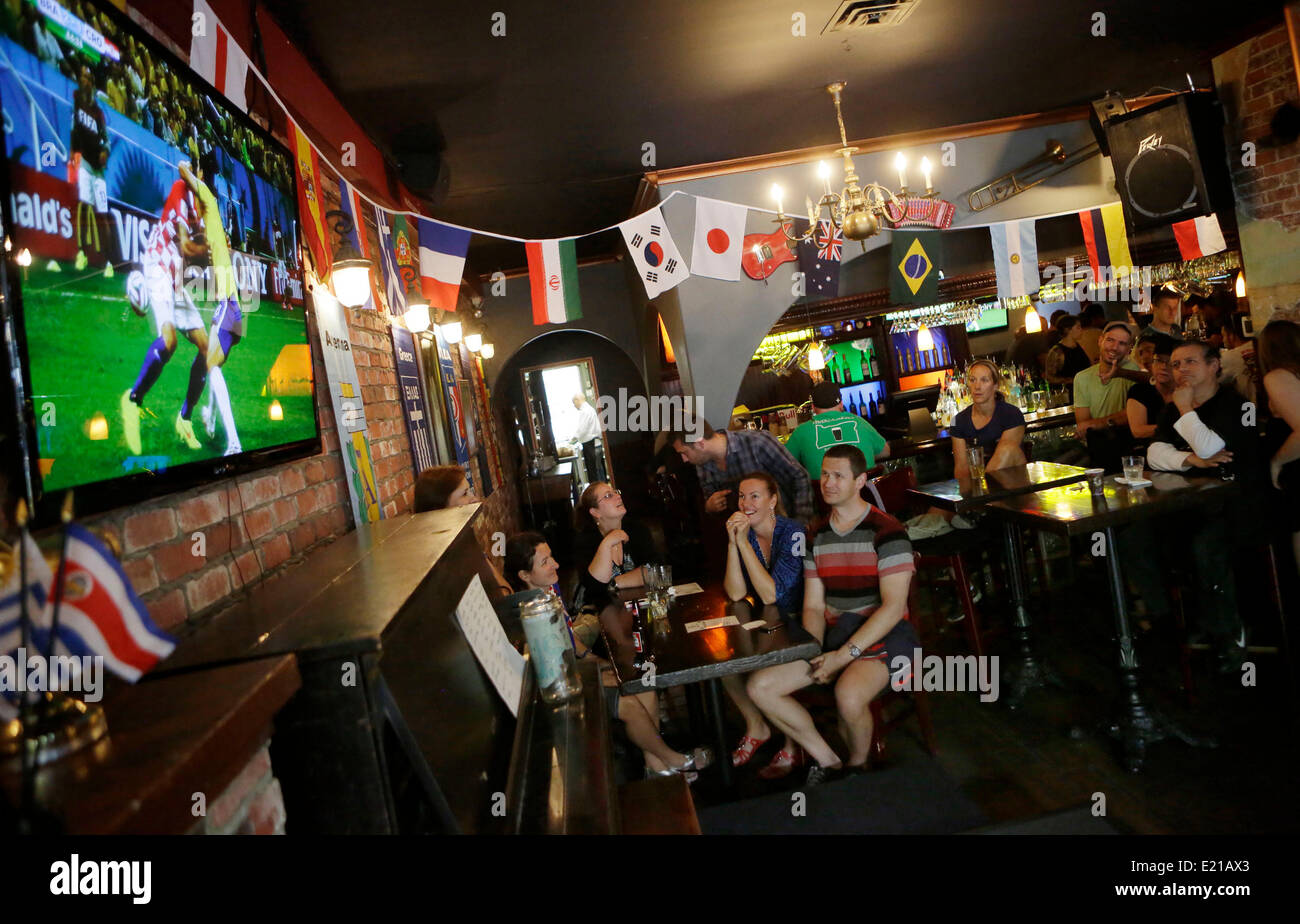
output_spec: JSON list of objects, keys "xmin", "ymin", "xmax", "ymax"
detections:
[
  {"xmin": 786, "ymin": 381, "xmax": 890, "ymax": 479},
  {"xmin": 1073, "ymin": 321, "xmax": 1143, "ymax": 435}
]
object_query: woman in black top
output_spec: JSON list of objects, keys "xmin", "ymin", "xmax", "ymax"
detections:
[
  {"xmin": 950, "ymin": 360, "xmax": 1027, "ymax": 478},
  {"xmin": 573, "ymin": 481, "xmax": 656, "ymax": 610},
  {"xmin": 1260, "ymin": 320, "xmax": 1300, "ymax": 574},
  {"xmin": 1045, "ymin": 316, "xmax": 1092, "ymax": 399},
  {"xmin": 1126, "ymin": 349, "xmax": 1174, "ymax": 443}
]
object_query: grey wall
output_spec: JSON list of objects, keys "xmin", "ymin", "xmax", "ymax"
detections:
[
  {"xmin": 479, "ymin": 257, "xmax": 649, "ymax": 392},
  {"xmin": 655, "ymin": 115, "xmax": 1120, "ymax": 422}
]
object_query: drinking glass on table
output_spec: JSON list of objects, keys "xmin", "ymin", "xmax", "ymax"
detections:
[
  {"xmin": 966, "ymin": 445, "xmax": 985, "ymax": 480},
  {"xmin": 1121, "ymin": 455, "xmax": 1144, "ymax": 484}
]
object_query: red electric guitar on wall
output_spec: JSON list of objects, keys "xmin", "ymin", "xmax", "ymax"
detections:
[{"xmin": 741, "ymin": 228, "xmax": 798, "ymax": 281}]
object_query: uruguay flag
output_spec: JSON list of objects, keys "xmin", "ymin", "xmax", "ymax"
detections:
[
  {"xmin": 989, "ymin": 219, "xmax": 1040, "ymax": 301},
  {"xmin": 418, "ymin": 219, "xmax": 472, "ymax": 312},
  {"xmin": 374, "ymin": 207, "xmax": 406, "ymax": 315},
  {"xmin": 0, "ymin": 533, "xmax": 53, "ymax": 720},
  {"xmin": 41, "ymin": 525, "xmax": 175, "ymax": 683}
]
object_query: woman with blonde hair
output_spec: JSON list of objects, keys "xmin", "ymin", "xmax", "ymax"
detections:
[
  {"xmin": 950, "ymin": 360, "xmax": 1027, "ymax": 478},
  {"xmin": 721, "ymin": 471, "xmax": 807, "ymax": 776}
]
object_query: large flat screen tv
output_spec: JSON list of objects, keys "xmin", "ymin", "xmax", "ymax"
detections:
[{"xmin": 1, "ymin": 0, "xmax": 318, "ymax": 522}]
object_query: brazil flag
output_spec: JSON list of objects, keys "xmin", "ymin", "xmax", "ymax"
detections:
[{"xmin": 889, "ymin": 230, "xmax": 943, "ymax": 305}]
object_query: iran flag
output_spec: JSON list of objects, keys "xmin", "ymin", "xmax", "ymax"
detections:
[
  {"xmin": 690, "ymin": 197, "xmax": 747, "ymax": 281},
  {"xmin": 1172, "ymin": 213, "xmax": 1227, "ymax": 261},
  {"xmin": 526, "ymin": 238, "xmax": 582, "ymax": 325},
  {"xmin": 190, "ymin": 0, "xmax": 251, "ymax": 113}
]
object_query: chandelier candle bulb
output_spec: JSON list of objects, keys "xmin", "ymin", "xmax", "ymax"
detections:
[
  {"xmin": 818, "ymin": 160, "xmax": 833, "ymax": 196},
  {"xmin": 921, "ymin": 157, "xmax": 933, "ymax": 194},
  {"xmin": 895, "ymin": 153, "xmax": 908, "ymax": 191},
  {"xmin": 771, "ymin": 183, "xmax": 784, "ymax": 215}
]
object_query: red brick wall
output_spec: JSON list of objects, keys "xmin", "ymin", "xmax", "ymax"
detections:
[
  {"xmin": 86, "ymin": 286, "xmax": 418, "ymax": 633},
  {"xmin": 191, "ymin": 742, "xmax": 286, "ymax": 835},
  {"xmin": 1226, "ymin": 25, "xmax": 1300, "ymax": 227}
]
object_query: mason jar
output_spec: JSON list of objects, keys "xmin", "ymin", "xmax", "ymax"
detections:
[{"xmin": 519, "ymin": 592, "xmax": 582, "ymax": 704}]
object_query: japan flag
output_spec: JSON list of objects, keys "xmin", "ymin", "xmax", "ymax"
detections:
[
  {"xmin": 620, "ymin": 206, "xmax": 689, "ymax": 299},
  {"xmin": 689, "ymin": 197, "xmax": 748, "ymax": 281}
]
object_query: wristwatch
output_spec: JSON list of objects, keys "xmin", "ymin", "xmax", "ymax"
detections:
[{"xmin": 847, "ymin": 644, "xmax": 862, "ymax": 659}]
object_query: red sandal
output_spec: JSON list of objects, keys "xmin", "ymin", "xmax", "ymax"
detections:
[
  {"xmin": 757, "ymin": 745, "xmax": 804, "ymax": 780},
  {"xmin": 731, "ymin": 734, "xmax": 770, "ymax": 767}
]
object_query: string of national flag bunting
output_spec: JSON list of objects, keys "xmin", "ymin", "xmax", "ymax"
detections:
[{"xmin": 191, "ymin": 2, "xmax": 1229, "ymax": 329}]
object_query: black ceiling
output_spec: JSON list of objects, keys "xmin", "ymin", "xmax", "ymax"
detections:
[{"xmin": 262, "ymin": 0, "xmax": 1285, "ymax": 273}]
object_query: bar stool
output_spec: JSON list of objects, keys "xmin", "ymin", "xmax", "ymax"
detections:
[
  {"xmin": 870, "ymin": 468, "xmax": 986, "ymax": 658},
  {"xmin": 1175, "ymin": 539, "xmax": 1293, "ymax": 706}
]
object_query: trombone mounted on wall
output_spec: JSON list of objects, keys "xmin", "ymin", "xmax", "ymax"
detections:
[{"xmin": 966, "ymin": 138, "xmax": 1101, "ymax": 212}]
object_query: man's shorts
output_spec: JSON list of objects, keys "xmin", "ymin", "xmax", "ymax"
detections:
[
  {"xmin": 823, "ymin": 611, "xmax": 918, "ymax": 686},
  {"xmin": 144, "ymin": 262, "xmax": 202, "ymax": 334},
  {"xmin": 211, "ymin": 297, "xmax": 244, "ymax": 355}
]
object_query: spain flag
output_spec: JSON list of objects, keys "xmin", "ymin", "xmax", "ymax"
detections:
[{"xmin": 292, "ymin": 120, "xmax": 332, "ymax": 285}]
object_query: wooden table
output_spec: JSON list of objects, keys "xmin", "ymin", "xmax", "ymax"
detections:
[
  {"xmin": 909, "ymin": 462, "xmax": 1091, "ymax": 706},
  {"xmin": 986, "ymin": 470, "xmax": 1241, "ymax": 771},
  {"xmin": 1, "ymin": 656, "xmax": 300, "ymax": 834},
  {"xmin": 597, "ymin": 586, "xmax": 820, "ymax": 786}
]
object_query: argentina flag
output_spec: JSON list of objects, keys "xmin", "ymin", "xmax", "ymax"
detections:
[
  {"xmin": 989, "ymin": 219, "xmax": 1040, "ymax": 301},
  {"xmin": 375, "ymin": 206, "xmax": 406, "ymax": 314}
]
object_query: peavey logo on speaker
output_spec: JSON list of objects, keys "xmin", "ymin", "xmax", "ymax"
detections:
[
  {"xmin": 49, "ymin": 855, "xmax": 151, "ymax": 904},
  {"xmin": 1137, "ymin": 132, "xmax": 1163, "ymax": 153}
]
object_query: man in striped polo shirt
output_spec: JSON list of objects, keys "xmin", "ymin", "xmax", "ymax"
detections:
[{"xmin": 747, "ymin": 444, "xmax": 917, "ymax": 787}]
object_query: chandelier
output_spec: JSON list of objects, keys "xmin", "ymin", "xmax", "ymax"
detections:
[{"xmin": 771, "ymin": 82, "xmax": 941, "ymax": 244}]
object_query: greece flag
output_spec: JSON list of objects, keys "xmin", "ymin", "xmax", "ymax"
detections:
[{"xmin": 989, "ymin": 219, "xmax": 1040, "ymax": 301}]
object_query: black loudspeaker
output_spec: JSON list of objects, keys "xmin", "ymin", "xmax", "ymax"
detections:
[
  {"xmin": 1088, "ymin": 92, "xmax": 1129, "ymax": 157},
  {"xmin": 1104, "ymin": 93, "xmax": 1231, "ymax": 232}
]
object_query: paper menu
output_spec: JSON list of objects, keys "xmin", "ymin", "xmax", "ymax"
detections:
[
  {"xmin": 684, "ymin": 615, "xmax": 740, "ymax": 633},
  {"xmin": 671, "ymin": 582, "xmax": 704, "ymax": 597},
  {"xmin": 455, "ymin": 575, "xmax": 526, "ymax": 717}
]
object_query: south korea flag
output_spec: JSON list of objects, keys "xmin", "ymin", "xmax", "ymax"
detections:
[{"xmin": 620, "ymin": 206, "xmax": 689, "ymax": 299}]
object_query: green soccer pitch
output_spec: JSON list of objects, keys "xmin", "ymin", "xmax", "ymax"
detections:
[{"xmin": 20, "ymin": 263, "xmax": 318, "ymax": 492}]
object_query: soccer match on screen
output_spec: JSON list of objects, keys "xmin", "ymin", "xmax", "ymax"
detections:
[{"xmin": 1, "ymin": 0, "xmax": 316, "ymax": 493}]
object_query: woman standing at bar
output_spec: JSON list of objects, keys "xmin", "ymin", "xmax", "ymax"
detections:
[
  {"xmin": 1044, "ymin": 316, "xmax": 1091, "ymax": 399},
  {"xmin": 505, "ymin": 532, "xmax": 711, "ymax": 779},
  {"xmin": 951, "ymin": 360, "xmax": 1027, "ymax": 478},
  {"xmin": 721, "ymin": 472, "xmax": 807, "ymax": 777},
  {"xmin": 1259, "ymin": 320, "xmax": 1300, "ymax": 572}
]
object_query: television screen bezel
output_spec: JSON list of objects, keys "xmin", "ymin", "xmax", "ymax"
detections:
[{"xmin": 0, "ymin": 0, "xmax": 321, "ymax": 527}]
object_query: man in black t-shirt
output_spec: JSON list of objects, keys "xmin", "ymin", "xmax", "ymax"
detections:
[{"xmin": 1125, "ymin": 341, "xmax": 1260, "ymax": 669}]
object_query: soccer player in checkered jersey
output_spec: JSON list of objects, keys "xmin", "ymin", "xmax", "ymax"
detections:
[
  {"xmin": 120, "ymin": 161, "xmax": 211, "ymax": 455},
  {"xmin": 179, "ymin": 153, "xmax": 245, "ymax": 457}
]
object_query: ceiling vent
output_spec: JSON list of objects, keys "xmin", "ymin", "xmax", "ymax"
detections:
[{"xmin": 822, "ymin": 0, "xmax": 921, "ymax": 33}]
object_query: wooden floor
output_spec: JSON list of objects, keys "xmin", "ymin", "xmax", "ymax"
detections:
[{"xmin": 674, "ymin": 545, "xmax": 1300, "ymax": 834}]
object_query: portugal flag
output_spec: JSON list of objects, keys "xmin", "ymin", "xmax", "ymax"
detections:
[
  {"xmin": 526, "ymin": 238, "xmax": 582, "ymax": 325},
  {"xmin": 292, "ymin": 120, "xmax": 332, "ymax": 285}
]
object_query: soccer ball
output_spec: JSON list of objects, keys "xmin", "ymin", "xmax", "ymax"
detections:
[{"xmin": 126, "ymin": 269, "xmax": 148, "ymax": 317}]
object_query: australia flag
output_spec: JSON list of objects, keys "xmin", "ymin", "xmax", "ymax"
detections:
[{"xmin": 797, "ymin": 220, "xmax": 843, "ymax": 298}]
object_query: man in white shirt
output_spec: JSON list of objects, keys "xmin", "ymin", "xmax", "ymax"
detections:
[
  {"xmin": 1128, "ymin": 342, "xmax": 1259, "ymax": 670},
  {"xmin": 572, "ymin": 392, "xmax": 605, "ymax": 483}
]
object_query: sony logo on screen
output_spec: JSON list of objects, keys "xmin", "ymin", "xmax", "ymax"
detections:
[
  {"xmin": 9, "ymin": 192, "xmax": 73, "ymax": 240},
  {"xmin": 49, "ymin": 854, "xmax": 151, "ymax": 904}
]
